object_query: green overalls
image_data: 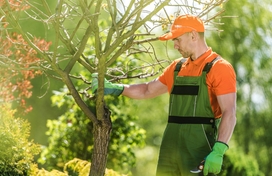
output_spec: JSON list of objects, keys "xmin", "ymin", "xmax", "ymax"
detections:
[{"xmin": 156, "ymin": 58, "xmax": 220, "ymax": 176}]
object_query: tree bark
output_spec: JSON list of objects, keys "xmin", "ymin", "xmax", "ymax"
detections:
[{"xmin": 89, "ymin": 106, "xmax": 112, "ymax": 176}]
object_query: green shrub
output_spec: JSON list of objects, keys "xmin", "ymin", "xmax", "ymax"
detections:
[
  {"xmin": 29, "ymin": 158, "xmax": 124, "ymax": 176},
  {"xmin": 221, "ymin": 144, "xmax": 264, "ymax": 176},
  {"xmin": 0, "ymin": 103, "xmax": 40, "ymax": 176},
  {"xmin": 64, "ymin": 158, "xmax": 125, "ymax": 176},
  {"xmin": 29, "ymin": 165, "xmax": 67, "ymax": 176}
]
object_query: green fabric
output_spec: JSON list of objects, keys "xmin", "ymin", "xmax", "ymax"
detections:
[
  {"xmin": 156, "ymin": 123, "xmax": 218, "ymax": 176},
  {"xmin": 156, "ymin": 62, "xmax": 219, "ymax": 176},
  {"xmin": 203, "ymin": 142, "xmax": 228, "ymax": 175},
  {"xmin": 169, "ymin": 70, "xmax": 214, "ymax": 117},
  {"xmin": 91, "ymin": 73, "xmax": 124, "ymax": 96}
]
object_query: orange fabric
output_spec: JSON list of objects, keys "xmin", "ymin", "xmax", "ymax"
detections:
[
  {"xmin": 158, "ymin": 48, "xmax": 236, "ymax": 118},
  {"xmin": 159, "ymin": 15, "xmax": 204, "ymax": 41}
]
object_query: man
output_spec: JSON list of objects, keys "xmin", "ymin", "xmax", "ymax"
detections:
[{"xmin": 92, "ymin": 14, "xmax": 236, "ymax": 176}]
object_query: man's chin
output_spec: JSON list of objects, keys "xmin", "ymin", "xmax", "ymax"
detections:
[
  {"xmin": 180, "ymin": 53, "xmax": 187, "ymax": 58},
  {"xmin": 178, "ymin": 51, "xmax": 186, "ymax": 57},
  {"xmin": 178, "ymin": 51, "xmax": 184, "ymax": 56}
]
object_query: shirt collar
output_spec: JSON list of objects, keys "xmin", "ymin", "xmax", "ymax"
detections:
[{"xmin": 188, "ymin": 48, "xmax": 213, "ymax": 66}]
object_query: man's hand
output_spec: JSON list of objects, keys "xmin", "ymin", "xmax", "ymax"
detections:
[
  {"xmin": 203, "ymin": 141, "xmax": 228, "ymax": 175},
  {"xmin": 91, "ymin": 73, "xmax": 124, "ymax": 96}
]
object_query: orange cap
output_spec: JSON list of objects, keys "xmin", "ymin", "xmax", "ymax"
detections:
[{"xmin": 159, "ymin": 14, "xmax": 204, "ymax": 41}]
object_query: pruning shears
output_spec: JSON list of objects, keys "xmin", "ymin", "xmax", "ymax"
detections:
[{"xmin": 190, "ymin": 160, "xmax": 205, "ymax": 173}]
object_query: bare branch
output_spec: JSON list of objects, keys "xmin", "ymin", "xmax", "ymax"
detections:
[{"xmin": 133, "ymin": 37, "xmax": 159, "ymax": 45}]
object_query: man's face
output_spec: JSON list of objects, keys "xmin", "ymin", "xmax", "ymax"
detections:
[{"xmin": 172, "ymin": 32, "xmax": 193, "ymax": 58}]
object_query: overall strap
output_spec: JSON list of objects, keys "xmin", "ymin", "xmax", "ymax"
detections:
[
  {"xmin": 168, "ymin": 116, "xmax": 215, "ymax": 127},
  {"xmin": 174, "ymin": 57, "xmax": 220, "ymax": 73},
  {"xmin": 174, "ymin": 58, "xmax": 187, "ymax": 71},
  {"xmin": 174, "ymin": 58, "xmax": 187, "ymax": 84},
  {"xmin": 202, "ymin": 57, "xmax": 220, "ymax": 73},
  {"xmin": 173, "ymin": 58, "xmax": 187, "ymax": 81}
]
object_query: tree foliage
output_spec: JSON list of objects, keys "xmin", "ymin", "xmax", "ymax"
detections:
[{"xmin": 0, "ymin": 0, "xmax": 52, "ymax": 114}]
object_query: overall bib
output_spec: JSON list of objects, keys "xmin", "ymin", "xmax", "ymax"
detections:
[{"xmin": 156, "ymin": 58, "xmax": 220, "ymax": 176}]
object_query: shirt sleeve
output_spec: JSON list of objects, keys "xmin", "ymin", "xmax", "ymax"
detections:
[
  {"xmin": 208, "ymin": 59, "xmax": 236, "ymax": 96},
  {"xmin": 158, "ymin": 60, "xmax": 180, "ymax": 93}
]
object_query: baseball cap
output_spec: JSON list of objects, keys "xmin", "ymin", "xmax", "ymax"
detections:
[{"xmin": 159, "ymin": 14, "xmax": 205, "ymax": 41}]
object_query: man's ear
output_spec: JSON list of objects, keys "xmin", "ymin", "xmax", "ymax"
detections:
[{"xmin": 191, "ymin": 30, "xmax": 199, "ymax": 41}]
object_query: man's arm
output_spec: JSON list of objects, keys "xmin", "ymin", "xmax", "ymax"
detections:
[
  {"xmin": 203, "ymin": 92, "xmax": 236, "ymax": 175},
  {"xmin": 122, "ymin": 78, "xmax": 168, "ymax": 99},
  {"xmin": 216, "ymin": 92, "xmax": 237, "ymax": 144}
]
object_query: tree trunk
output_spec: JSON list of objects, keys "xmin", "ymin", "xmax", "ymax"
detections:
[{"xmin": 89, "ymin": 106, "xmax": 112, "ymax": 176}]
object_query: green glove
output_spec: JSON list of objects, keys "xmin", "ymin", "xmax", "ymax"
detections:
[
  {"xmin": 203, "ymin": 141, "xmax": 228, "ymax": 176},
  {"xmin": 91, "ymin": 73, "xmax": 124, "ymax": 96}
]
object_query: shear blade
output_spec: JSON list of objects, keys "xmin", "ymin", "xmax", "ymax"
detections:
[{"xmin": 190, "ymin": 167, "xmax": 202, "ymax": 173}]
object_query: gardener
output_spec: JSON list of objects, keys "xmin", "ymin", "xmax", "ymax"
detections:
[{"xmin": 92, "ymin": 14, "xmax": 236, "ymax": 176}]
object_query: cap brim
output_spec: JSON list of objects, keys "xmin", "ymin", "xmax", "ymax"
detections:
[
  {"xmin": 159, "ymin": 32, "xmax": 175, "ymax": 41},
  {"xmin": 159, "ymin": 28, "xmax": 192, "ymax": 41}
]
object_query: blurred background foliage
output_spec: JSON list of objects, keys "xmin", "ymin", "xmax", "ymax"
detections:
[
  {"xmin": 207, "ymin": 0, "xmax": 272, "ymax": 175},
  {"xmin": 1, "ymin": 0, "xmax": 272, "ymax": 175}
]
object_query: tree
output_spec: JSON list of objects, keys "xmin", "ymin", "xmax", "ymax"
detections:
[
  {"xmin": 38, "ymin": 87, "xmax": 146, "ymax": 174},
  {"xmin": 1, "ymin": 0, "xmax": 228, "ymax": 175}
]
